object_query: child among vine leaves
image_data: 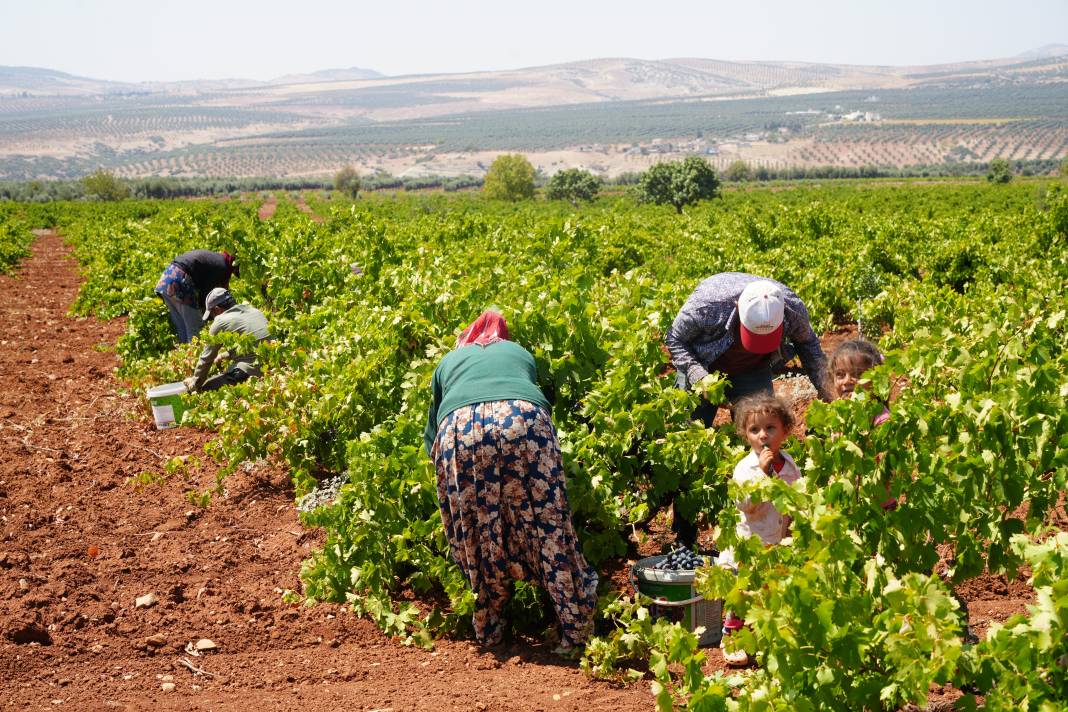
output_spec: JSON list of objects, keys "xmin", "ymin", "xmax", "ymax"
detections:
[
  {"xmin": 827, "ymin": 339, "xmax": 897, "ymax": 511},
  {"xmin": 828, "ymin": 339, "xmax": 979, "ymax": 644},
  {"xmin": 718, "ymin": 394, "xmax": 800, "ymax": 666}
]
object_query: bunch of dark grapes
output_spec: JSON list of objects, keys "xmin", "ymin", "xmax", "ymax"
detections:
[{"xmin": 655, "ymin": 546, "xmax": 707, "ymax": 571}]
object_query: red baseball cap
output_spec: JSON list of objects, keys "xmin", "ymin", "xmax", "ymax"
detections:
[{"xmin": 738, "ymin": 281, "xmax": 785, "ymax": 354}]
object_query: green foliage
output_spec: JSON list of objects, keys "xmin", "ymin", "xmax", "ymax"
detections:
[
  {"xmin": 81, "ymin": 169, "xmax": 130, "ymax": 200},
  {"xmin": 52, "ymin": 180, "xmax": 1068, "ymax": 708},
  {"xmin": 696, "ymin": 475, "xmax": 966, "ymax": 710},
  {"xmin": 583, "ymin": 597, "xmax": 731, "ymax": 711},
  {"xmin": 545, "ymin": 168, "xmax": 602, "ymax": 204},
  {"xmin": 0, "ymin": 206, "xmax": 35, "ymax": 274},
  {"xmin": 334, "ymin": 165, "xmax": 361, "ymax": 200},
  {"xmin": 987, "ymin": 157, "xmax": 1013, "ymax": 184},
  {"xmin": 482, "ymin": 154, "xmax": 536, "ymax": 201},
  {"xmin": 125, "ymin": 470, "xmax": 165, "ymax": 489},
  {"xmin": 185, "ymin": 489, "xmax": 212, "ymax": 508},
  {"xmin": 724, "ymin": 160, "xmax": 753, "ymax": 182},
  {"xmin": 635, "ymin": 157, "xmax": 721, "ymax": 213},
  {"xmin": 959, "ymin": 532, "xmax": 1068, "ymax": 710}
]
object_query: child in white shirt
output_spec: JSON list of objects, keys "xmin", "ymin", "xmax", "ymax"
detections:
[{"xmin": 720, "ymin": 394, "xmax": 800, "ymax": 666}]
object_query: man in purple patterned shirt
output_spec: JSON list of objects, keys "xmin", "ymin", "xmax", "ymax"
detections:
[{"xmin": 667, "ymin": 272, "xmax": 830, "ymax": 421}]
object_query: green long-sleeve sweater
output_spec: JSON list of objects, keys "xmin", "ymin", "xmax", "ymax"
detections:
[{"xmin": 424, "ymin": 340, "xmax": 551, "ymax": 456}]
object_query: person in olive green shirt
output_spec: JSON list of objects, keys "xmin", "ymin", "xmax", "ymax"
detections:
[
  {"xmin": 182, "ymin": 288, "xmax": 270, "ymax": 393},
  {"xmin": 425, "ymin": 310, "xmax": 597, "ymax": 655}
]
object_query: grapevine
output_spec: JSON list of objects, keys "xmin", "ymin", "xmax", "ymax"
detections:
[{"xmin": 45, "ymin": 181, "xmax": 1068, "ymax": 708}]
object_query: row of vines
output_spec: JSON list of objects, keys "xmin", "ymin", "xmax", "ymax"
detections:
[
  {"xmin": 4, "ymin": 180, "xmax": 1066, "ymax": 709},
  {"xmin": 0, "ymin": 203, "xmax": 36, "ymax": 274}
]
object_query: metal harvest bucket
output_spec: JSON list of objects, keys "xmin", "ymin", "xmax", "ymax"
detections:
[{"xmin": 630, "ymin": 553, "xmax": 723, "ymax": 647}]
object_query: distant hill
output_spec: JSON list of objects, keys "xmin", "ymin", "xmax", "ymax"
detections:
[
  {"xmin": 0, "ymin": 46, "xmax": 1065, "ymax": 181},
  {"xmin": 0, "ymin": 47, "xmax": 1064, "ymax": 106},
  {"xmin": 0, "ymin": 66, "xmax": 134, "ymax": 96},
  {"xmin": 0, "ymin": 65, "xmax": 385, "ymax": 97},
  {"xmin": 269, "ymin": 67, "xmax": 384, "ymax": 85},
  {"xmin": 1015, "ymin": 44, "xmax": 1068, "ymax": 60}
]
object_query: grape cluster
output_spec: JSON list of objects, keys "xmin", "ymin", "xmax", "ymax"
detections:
[{"xmin": 654, "ymin": 547, "xmax": 707, "ymax": 571}]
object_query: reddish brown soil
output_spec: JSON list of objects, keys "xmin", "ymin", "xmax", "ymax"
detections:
[
  {"xmin": 257, "ymin": 196, "xmax": 277, "ymax": 221},
  {"xmin": 0, "ymin": 233, "xmax": 649, "ymax": 711}
]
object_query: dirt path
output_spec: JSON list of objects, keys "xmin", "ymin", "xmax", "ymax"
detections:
[
  {"xmin": 294, "ymin": 196, "xmax": 324, "ymax": 223},
  {"xmin": 0, "ymin": 233, "xmax": 649, "ymax": 711},
  {"xmin": 257, "ymin": 196, "xmax": 277, "ymax": 220}
]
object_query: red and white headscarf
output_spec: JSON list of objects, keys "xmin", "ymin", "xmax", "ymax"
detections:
[{"xmin": 456, "ymin": 310, "xmax": 510, "ymax": 348}]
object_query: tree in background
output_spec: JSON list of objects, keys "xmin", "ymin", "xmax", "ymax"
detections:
[
  {"xmin": 483, "ymin": 154, "xmax": 536, "ymax": 201},
  {"xmin": 81, "ymin": 170, "xmax": 130, "ymax": 201},
  {"xmin": 987, "ymin": 157, "xmax": 1013, "ymax": 184},
  {"xmin": 635, "ymin": 156, "xmax": 721, "ymax": 213},
  {"xmin": 725, "ymin": 160, "xmax": 753, "ymax": 182},
  {"xmin": 334, "ymin": 165, "xmax": 361, "ymax": 199},
  {"xmin": 545, "ymin": 168, "xmax": 602, "ymax": 204}
]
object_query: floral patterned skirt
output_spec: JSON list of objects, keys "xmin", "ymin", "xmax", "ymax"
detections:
[
  {"xmin": 432, "ymin": 399, "xmax": 597, "ymax": 648},
  {"xmin": 154, "ymin": 262, "xmax": 197, "ymax": 307}
]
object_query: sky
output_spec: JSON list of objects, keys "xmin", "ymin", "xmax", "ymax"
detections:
[{"xmin": 2, "ymin": 0, "xmax": 1066, "ymax": 83}]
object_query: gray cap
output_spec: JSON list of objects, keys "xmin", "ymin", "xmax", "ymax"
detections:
[{"xmin": 203, "ymin": 287, "xmax": 236, "ymax": 320}]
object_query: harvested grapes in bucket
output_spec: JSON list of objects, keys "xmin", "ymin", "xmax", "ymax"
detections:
[{"xmin": 654, "ymin": 546, "xmax": 710, "ymax": 571}]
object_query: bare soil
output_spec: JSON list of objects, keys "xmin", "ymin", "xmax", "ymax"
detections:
[
  {"xmin": 257, "ymin": 196, "xmax": 277, "ymax": 221},
  {"xmin": 0, "ymin": 233, "xmax": 649, "ymax": 711}
]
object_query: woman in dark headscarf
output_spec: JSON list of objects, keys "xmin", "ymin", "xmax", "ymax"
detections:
[
  {"xmin": 154, "ymin": 249, "xmax": 239, "ymax": 343},
  {"xmin": 425, "ymin": 310, "xmax": 597, "ymax": 653}
]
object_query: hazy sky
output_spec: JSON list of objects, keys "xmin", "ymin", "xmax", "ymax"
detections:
[{"xmin": 3, "ymin": 0, "xmax": 1066, "ymax": 82}]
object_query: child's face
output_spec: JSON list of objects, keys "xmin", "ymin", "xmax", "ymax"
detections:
[
  {"xmin": 744, "ymin": 412, "xmax": 787, "ymax": 455},
  {"xmin": 832, "ymin": 354, "xmax": 872, "ymax": 399}
]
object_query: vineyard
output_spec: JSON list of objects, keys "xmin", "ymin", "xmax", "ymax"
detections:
[
  {"xmin": 2, "ymin": 179, "xmax": 1067, "ymax": 709},
  {"xmin": 2, "ymin": 81, "xmax": 1066, "ymax": 180}
]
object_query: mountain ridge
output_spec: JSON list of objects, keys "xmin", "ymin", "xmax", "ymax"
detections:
[{"xmin": 1, "ymin": 44, "xmax": 1065, "ymax": 101}]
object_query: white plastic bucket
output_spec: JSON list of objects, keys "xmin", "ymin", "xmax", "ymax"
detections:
[
  {"xmin": 146, "ymin": 381, "xmax": 187, "ymax": 430},
  {"xmin": 630, "ymin": 553, "xmax": 723, "ymax": 647}
]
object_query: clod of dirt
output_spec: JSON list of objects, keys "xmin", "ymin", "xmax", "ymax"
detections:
[
  {"xmin": 161, "ymin": 682, "xmax": 176, "ymax": 693},
  {"xmin": 5, "ymin": 616, "xmax": 52, "ymax": 645},
  {"xmin": 145, "ymin": 634, "xmax": 167, "ymax": 647}
]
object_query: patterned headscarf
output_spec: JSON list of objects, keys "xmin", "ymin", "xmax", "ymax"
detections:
[{"xmin": 456, "ymin": 310, "xmax": 510, "ymax": 348}]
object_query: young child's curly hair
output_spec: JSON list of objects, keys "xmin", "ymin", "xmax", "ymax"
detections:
[{"xmin": 733, "ymin": 393, "xmax": 795, "ymax": 437}]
